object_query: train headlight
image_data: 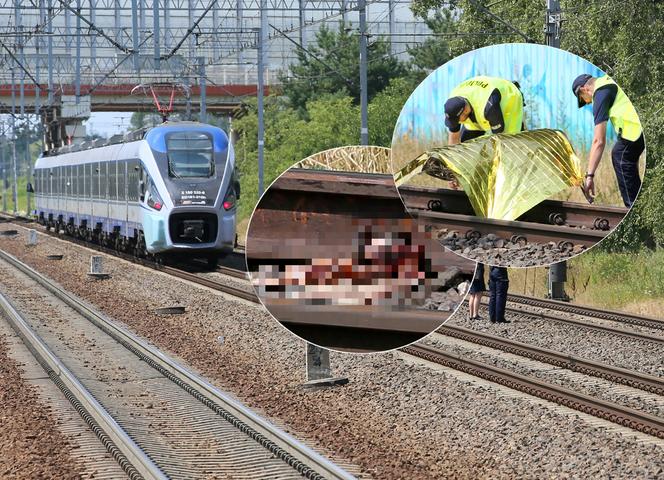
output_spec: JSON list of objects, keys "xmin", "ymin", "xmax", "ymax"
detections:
[
  {"xmin": 147, "ymin": 181, "xmax": 164, "ymax": 211},
  {"xmin": 222, "ymin": 188, "xmax": 236, "ymax": 211}
]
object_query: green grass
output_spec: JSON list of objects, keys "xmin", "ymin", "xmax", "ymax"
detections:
[
  {"xmin": 508, "ymin": 249, "xmax": 664, "ymax": 317},
  {"xmin": 0, "ymin": 175, "xmax": 30, "ymax": 215}
]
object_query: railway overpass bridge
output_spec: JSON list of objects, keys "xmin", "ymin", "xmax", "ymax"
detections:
[{"xmin": 0, "ymin": 70, "xmax": 273, "ymax": 148}]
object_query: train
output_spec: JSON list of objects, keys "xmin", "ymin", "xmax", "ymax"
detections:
[{"xmin": 30, "ymin": 121, "xmax": 239, "ymax": 266}]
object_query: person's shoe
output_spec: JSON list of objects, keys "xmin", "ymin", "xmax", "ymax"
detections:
[
  {"xmin": 489, "ymin": 318, "xmax": 497, "ymax": 323},
  {"xmin": 497, "ymin": 318, "xmax": 511, "ymax": 323}
]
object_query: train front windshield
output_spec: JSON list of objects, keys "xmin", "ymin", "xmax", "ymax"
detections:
[{"xmin": 166, "ymin": 132, "xmax": 215, "ymax": 178}]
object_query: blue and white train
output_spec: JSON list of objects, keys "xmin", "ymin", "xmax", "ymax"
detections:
[{"xmin": 31, "ymin": 121, "xmax": 239, "ymax": 265}]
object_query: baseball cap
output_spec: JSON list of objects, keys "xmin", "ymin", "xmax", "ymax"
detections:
[
  {"xmin": 572, "ymin": 74, "xmax": 593, "ymax": 108},
  {"xmin": 444, "ymin": 96, "xmax": 467, "ymax": 121}
]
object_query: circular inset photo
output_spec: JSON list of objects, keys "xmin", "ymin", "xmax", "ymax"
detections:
[
  {"xmin": 391, "ymin": 43, "xmax": 645, "ymax": 268},
  {"xmin": 246, "ymin": 146, "xmax": 476, "ymax": 353}
]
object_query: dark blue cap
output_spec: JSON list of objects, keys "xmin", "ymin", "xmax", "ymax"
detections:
[
  {"xmin": 572, "ymin": 74, "xmax": 593, "ymax": 108},
  {"xmin": 444, "ymin": 96, "xmax": 467, "ymax": 121}
]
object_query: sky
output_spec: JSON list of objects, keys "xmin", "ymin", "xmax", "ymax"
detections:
[{"xmin": 85, "ymin": 112, "xmax": 134, "ymax": 138}]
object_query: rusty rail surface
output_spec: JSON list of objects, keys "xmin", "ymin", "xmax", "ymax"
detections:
[
  {"xmin": 436, "ymin": 325, "xmax": 664, "ymax": 395},
  {"xmin": 245, "ymin": 169, "xmax": 474, "ymax": 351},
  {"xmin": 498, "ymin": 302, "xmax": 664, "ymax": 345},
  {"xmin": 403, "ymin": 343, "xmax": 664, "ymax": 439},
  {"xmin": 400, "ymin": 185, "xmax": 627, "ymax": 247},
  {"xmin": 0, "ymin": 216, "xmax": 259, "ymax": 303},
  {"xmin": 505, "ymin": 293, "xmax": 664, "ymax": 331}
]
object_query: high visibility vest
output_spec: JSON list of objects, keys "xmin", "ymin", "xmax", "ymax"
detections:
[
  {"xmin": 593, "ymin": 76, "xmax": 642, "ymax": 142},
  {"xmin": 449, "ymin": 76, "xmax": 524, "ymax": 134}
]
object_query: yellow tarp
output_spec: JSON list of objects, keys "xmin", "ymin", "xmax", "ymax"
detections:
[{"xmin": 394, "ymin": 129, "xmax": 584, "ymax": 221}]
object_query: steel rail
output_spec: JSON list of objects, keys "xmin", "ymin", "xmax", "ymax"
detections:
[
  {"xmin": 0, "ymin": 248, "xmax": 355, "ymax": 480},
  {"xmin": 0, "ymin": 290, "xmax": 167, "ymax": 480},
  {"xmin": 161, "ymin": 264, "xmax": 259, "ymax": 302},
  {"xmin": 216, "ymin": 264, "xmax": 249, "ymax": 279},
  {"xmin": 402, "ymin": 343, "xmax": 664, "ymax": 439},
  {"xmin": 1, "ymin": 217, "xmax": 260, "ymax": 303},
  {"xmin": 505, "ymin": 293, "xmax": 664, "ymax": 331},
  {"xmin": 413, "ymin": 208, "xmax": 607, "ymax": 246},
  {"xmin": 500, "ymin": 303, "xmax": 664, "ymax": 345},
  {"xmin": 399, "ymin": 185, "xmax": 627, "ymax": 230},
  {"xmin": 436, "ymin": 326, "xmax": 664, "ymax": 395}
]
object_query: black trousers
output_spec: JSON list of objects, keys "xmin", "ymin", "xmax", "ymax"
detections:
[
  {"xmin": 612, "ymin": 134, "xmax": 645, "ymax": 208},
  {"xmin": 489, "ymin": 278, "xmax": 509, "ymax": 322},
  {"xmin": 460, "ymin": 128, "xmax": 485, "ymax": 143}
]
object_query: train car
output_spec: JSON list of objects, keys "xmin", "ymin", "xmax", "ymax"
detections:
[{"xmin": 31, "ymin": 121, "xmax": 239, "ymax": 265}]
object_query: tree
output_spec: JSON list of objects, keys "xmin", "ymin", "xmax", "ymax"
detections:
[
  {"xmin": 407, "ymin": 8, "xmax": 457, "ymax": 73},
  {"xmin": 233, "ymin": 95, "xmax": 361, "ymax": 220},
  {"xmin": 280, "ymin": 23, "xmax": 408, "ymax": 114},
  {"xmin": 410, "ymin": 0, "xmax": 664, "ymax": 250},
  {"xmin": 129, "ymin": 111, "xmax": 162, "ymax": 130},
  {"xmin": 368, "ymin": 77, "xmax": 419, "ymax": 147}
]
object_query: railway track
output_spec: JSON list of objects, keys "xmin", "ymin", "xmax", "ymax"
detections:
[
  {"xmin": 0, "ymin": 248, "xmax": 355, "ymax": 480},
  {"xmin": 499, "ymin": 302, "xmax": 664, "ymax": 345},
  {"xmin": 0, "ymin": 214, "xmax": 258, "ymax": 303},
  {"xmin": 1, "ymin": 215, "xmax": 457, "ymax": 352},
  {"xmin": 400, "ymin": 185, "xmax": 627, "ymax": 248},
  {"xmin": 436, "ymin": 325, "xmax": 664, "ymax": 395},
  {"xmin": 6, "ymin": 213, "xmax": 664, "ymax": 439},
  {"xmin": 506, "ymin": 293, "xmax": 664, "ymax": 331},
  {"xmin": 243, "ymin": 169, "xmax": 476, "ymax": 351},
  {"xmin": 402, "ymin": 343, "xmax": 664, "ymax": 440}
]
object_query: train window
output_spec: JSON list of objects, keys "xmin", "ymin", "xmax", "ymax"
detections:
[
  {"xmin": 115, "ymin": 162, "xmax": 122, "ymax": 201},
  {"xmin": 63, "ymin": 166, "xmax": 68, "ymax": 196},
  {"xmin": 76, "ymin": 165, "xmax": 82, "ymax": 197},
  {"xmin": 166, "ymin": 132, "xmax": 214, "ymax": 178},
  {"xmin": 109, "ymin": 162, "xmax": 117, "ymax": 201},
  {"xmin": 101, "ymin": 162, "xmax": 107, "ymax": 199},
  {"xmin": 82, "ymin": 163, "xmax": 87, "ymax": 197},
  {"xmin": 127, "ymin": 160, "xmax": 139, "ymax": 201},
  {"xmin": 118, "ymin": 161, "xmax": 126, "ymax": 201},
  {"xmin": 91, "ymin": 163, "xmax": 98, "ymax": 198},
  {"xmin": 72, "ymin": 165, "xmax": 77, "ymax": 197}
]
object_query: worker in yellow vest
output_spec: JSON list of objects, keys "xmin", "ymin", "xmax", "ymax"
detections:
[
  {"xmin": 572, "ymin": 74, "xmax": 644, "ymax": 207},
  {"xmin": 444, "ymin": 75, "xmax": 525, "ymax": 145}
]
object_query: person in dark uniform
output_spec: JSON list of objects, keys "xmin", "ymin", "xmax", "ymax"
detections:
[
  {"xmin": 468, "ymin": 263, "xmax": 485, "ymax": 320},
  {"xmin": 444, "ymin": 75, "xmax": 525, "ymax": 146},
  {"xmin": 572, "ymin": 74, "xmax": 644, "ymax": 207},
  {"xmin": 488, "ymin": 266, "xmax": 510, "ymax": 324}
]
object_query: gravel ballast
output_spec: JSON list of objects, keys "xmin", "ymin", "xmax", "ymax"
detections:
[
  {"xmin": 424, "ymin": 332, "xmax": 664, "ymax": 418},
  {"xmin": 450, "ymin": 304, "xmax": 664, "ymax": 378},
  {"xmin": 0, "ymin": 225, "xmax": 663, "ymax": 479},
  {"xmin": 0, "ymin": 332, "xmax": 82, "ymax": 479},
  {"xmin": 438, "ymin": 230, "xmax": 586, "ymax": 267}
]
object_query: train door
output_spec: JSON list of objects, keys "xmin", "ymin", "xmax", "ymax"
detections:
[
  {"xmin": 108, "ymin": 160, "xmax": 117, "ymax": 229},
  {"xmin": 76, "ymin": 164, "xmax": 82, "ymax": 224},
  {"xmin": 101, "ymin": 161, "xmax": 108, "ymax": 232},
  {"xmin": 127, "ymin": 160, "xmax": 140, "ymax": 236},
  {"xmin": 91, "ymin": 162, "xmax": 99, "ymax": 229},
  {"xmin": 119, "ymin": 160, "xmax": 128, "ymax": 235},
  {"xmin": 55, "ymin": 166, "xmax": 61, "ymax": 215}
]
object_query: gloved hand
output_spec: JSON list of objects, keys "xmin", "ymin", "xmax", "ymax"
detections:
[{"xmin": 582, "ymin": 177, "xmax": 595, "ymax": 204}]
